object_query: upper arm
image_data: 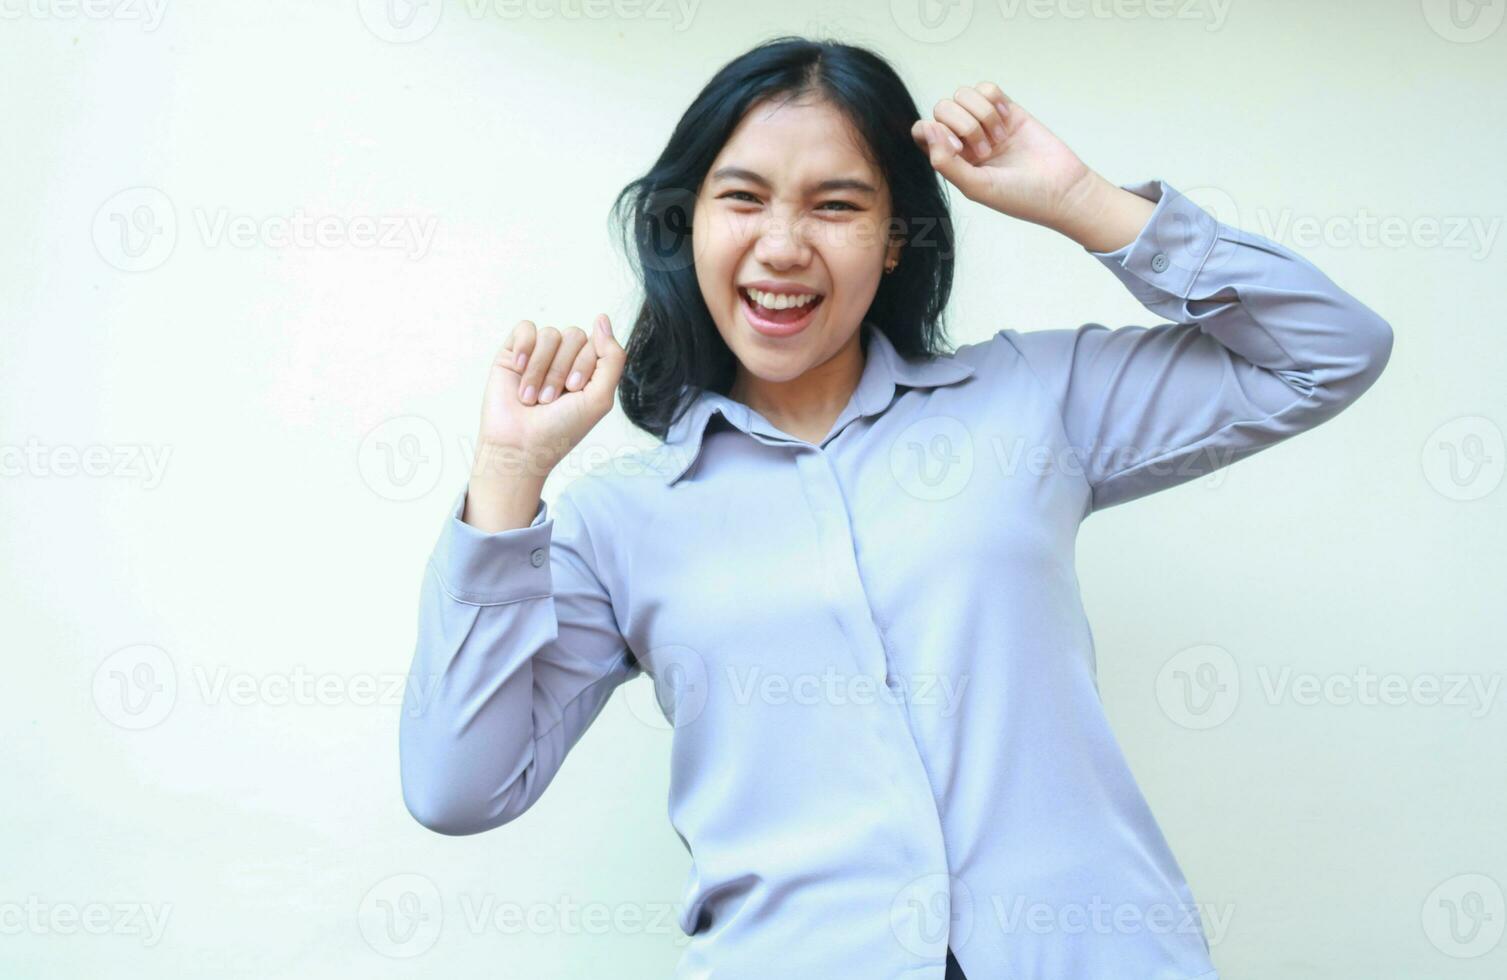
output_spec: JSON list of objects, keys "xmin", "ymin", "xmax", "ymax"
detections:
[
  {"xmin": 996, "ymin": 179, "xmax": 1392, "ymax": 514},
  {"xmin": 1000, "ymin": 319, "xmax": 1311, "ymax": 512}
]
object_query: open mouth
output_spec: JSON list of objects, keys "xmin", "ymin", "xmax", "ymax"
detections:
[{"xmin": 738, "ymin": 287, "xmax": 826, "ymax": 334}]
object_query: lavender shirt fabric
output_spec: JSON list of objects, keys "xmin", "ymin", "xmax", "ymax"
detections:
[{"xmin": 399, "ymin": 179, "xmax": 1393, "ymax": 980}]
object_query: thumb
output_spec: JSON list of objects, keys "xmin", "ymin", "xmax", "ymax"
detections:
[
  {"xmin": 917, "ymin": 120, "xmax": 988, "ymax": 201},
  {"xmin": 585, "ymin": 313, "xmax": 626, "ymax": 407}
]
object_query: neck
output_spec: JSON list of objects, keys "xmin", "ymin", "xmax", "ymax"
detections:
[{"xmin": 729, "ymin": 327, "xmax": 867, "ymax": 444}]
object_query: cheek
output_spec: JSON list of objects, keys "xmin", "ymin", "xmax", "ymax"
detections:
[
  {"xmin": 812, "ymin": 220, "xmax": 885, "ymax": 272},
  {"xmin": 692, "ymin": 215, "xmax": 746, "ymax": 286},
  {"xmin": 822, "ymin": 240, "xmax": 882, "ymax": 291},
  {"xmin": 823, "ymin": 215, "xmax": 886, "ymax": 251},
  {"xmin": 691, "ymin": 236, "xmax": 731, "ymax": 302},
  {"xmin": 826, "ymin": 269, "xmax": 879, "ymax": 312}
]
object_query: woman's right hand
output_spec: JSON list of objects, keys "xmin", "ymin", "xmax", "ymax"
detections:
[{"xmin": 471, "ymin": 314, "xmax": 626, "ymax": 489}]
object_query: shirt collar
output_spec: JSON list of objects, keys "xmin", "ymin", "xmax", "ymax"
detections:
[{"xmin": 655, "ymin": 319, "xmax": 976, "ymax": 486}]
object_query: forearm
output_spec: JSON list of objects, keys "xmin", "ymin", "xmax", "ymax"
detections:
[
  {"xmin": 1049, "ymin": 170, "xmax": 1158, "ymax": 253},
  {"xmin": 401, "ymin": 486, "xmax": 555, "ymax": 835},
  {"xmin": 465, "ymin": 443, "xmax": 549, "ymax": 532}
]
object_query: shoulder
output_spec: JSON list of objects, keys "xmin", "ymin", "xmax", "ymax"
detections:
[
  {"xmin": 969, "ymin": 325, "xmax": 1106, "ymax": 361},
  {"xmin": 942, "ymin": 327, "xmax": 1061, "ymax": 384},
  {"xmin": 933, "ymin": 327, "xmax": 1123, "ymax": 416},
  {"xmin": 955, "ymin": 325, "xmax": 1124, "ymax": 388}
]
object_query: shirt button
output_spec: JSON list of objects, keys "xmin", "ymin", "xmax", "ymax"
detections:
[
  {"xmin": 529, "ymin": 547, "xmax": 546, "ymax": 567},
  {"xmin": 1150, "ymin": 251, "xmax": 1169, "ymax": 273}
]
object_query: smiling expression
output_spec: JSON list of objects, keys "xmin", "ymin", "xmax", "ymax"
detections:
[{"xmin": 692, "ymin": 95, "xmax": 901, "ymax": 384}]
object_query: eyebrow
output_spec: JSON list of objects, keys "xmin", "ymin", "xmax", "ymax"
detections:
[{"xmin": 709, "ymin": 166, "xmax": 878, "ymax": 196}]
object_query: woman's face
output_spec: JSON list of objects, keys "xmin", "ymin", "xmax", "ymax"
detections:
[{"xmin": 692, "ymin": 96, "xmax": 900, "ymax": 385}]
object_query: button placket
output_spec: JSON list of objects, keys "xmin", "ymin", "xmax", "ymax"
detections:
[
  {"xmin": 799, "ymin": 451, "xmax": 908, "ymax": 797},
  {"xmin": 797, "ymin": 448, "xmax": 888, "ymax": 686},
  {"xmin": 799, "ymin": 446, "xmax": 952, "ymax": 876}
]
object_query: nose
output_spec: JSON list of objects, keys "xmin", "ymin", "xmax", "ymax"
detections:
[{"xmin": 752, "ymin": 209, "xmax": 812, "ymax": 269}]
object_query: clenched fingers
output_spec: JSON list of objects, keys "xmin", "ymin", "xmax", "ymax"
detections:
[
  {"xmin": 535, "ymin": 326, "xmax": 591, "ymax": 403},
  {"xmin": 516, "ymin": 326, "xmax": 562, "ymax": 404}
]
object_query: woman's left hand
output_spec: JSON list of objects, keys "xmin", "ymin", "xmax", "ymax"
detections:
[{"xmin": 911, "ymin": 82, "xmax": 1097, "ymax": 232}]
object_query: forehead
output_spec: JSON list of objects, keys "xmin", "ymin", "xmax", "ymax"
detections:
[{"xmin": 711, "ymin": 97, "xmax": 879, "ymax": 184}]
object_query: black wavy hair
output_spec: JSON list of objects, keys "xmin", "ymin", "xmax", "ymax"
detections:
[{"xmin": 607, "ymin": 35, "xmax": 960, "ymax": 441}]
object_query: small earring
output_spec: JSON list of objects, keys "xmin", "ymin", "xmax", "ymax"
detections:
[{"xmin": 884, "ymin": 261, "xmax": 898, "ymax": 274}]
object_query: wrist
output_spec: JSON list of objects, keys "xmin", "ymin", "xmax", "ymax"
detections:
[
  {"xmin": 470, "ymin": 439, "xmax": 561, "ymax": 485},
  {"xmin": 1050, "ymin": 172, "xmax": 1157, "ymax": 253},
  {"xmin": 463, "ymin": 472, "xmax": 547, "ymax": 533},
  {"xmin": 1046, "ymin": 169, "xmax": 1113, "ymax": 244}
]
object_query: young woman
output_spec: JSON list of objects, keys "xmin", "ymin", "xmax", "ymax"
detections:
[{"xmin": 399, "ymin": 37, "xmax": 1392, "ymax": 980}]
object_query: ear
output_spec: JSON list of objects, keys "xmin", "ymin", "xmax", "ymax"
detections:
[{"xmin": 885, "ymin": 235, "xmax": 904, "ymax": 270}]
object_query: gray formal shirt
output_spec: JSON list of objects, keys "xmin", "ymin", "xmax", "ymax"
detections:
[{"xmin": 399, "ymin": 179, "xmax": 1393, "ymax": 980}]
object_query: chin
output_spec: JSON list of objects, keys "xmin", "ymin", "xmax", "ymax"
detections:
[{"xmin": 737, "ymin": 344, "xmax": 805, "ymax": 373}]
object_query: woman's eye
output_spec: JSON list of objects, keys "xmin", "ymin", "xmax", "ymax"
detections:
[{"xmin": 718, "ymin": 192, "xmax": 857, "ymax": 212}]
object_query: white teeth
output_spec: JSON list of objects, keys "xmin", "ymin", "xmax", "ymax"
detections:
[{"xmin": 746, "ymin": 287, "xmax": 819, "ymax": 310}]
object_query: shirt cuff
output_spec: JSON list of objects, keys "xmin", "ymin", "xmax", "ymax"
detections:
[
  {"xmin": 429, "ymin": 485, "xmax": 553, "ymax": 605},
  {"xmin": 1084, "ymin": 178, "xmax": 1220, "ymax": 303}
]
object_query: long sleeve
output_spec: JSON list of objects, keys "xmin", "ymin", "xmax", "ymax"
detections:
[
  {"xmin": 1000, "ymin": 178, "xmax": 1394, "ymax": 514},
  {"xmin": 399, "ymin": 483, "xmax": 640, "ymax": 836}
]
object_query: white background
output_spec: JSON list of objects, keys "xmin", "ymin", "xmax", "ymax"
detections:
[{"xmin": 3, "ymin": 0, "xmax": 1504, "ymax": 977}]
